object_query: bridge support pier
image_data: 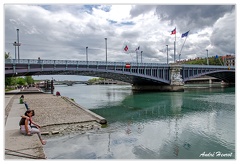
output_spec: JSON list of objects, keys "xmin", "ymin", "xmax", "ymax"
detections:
[
  {"xmin": 132, "ymin": 64, "xmax": 184, "ymax": 92},
  {"xmin": 132, "ymin": 85, "xmax": 184, "ymax": 92}
]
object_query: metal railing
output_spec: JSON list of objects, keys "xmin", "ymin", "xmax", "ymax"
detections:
[{"xmin": 5, "ymin": 59, "xmax": 170, "ymax": 67}]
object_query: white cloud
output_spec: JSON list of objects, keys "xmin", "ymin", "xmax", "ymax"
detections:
[{"xmin": 4, "ymin": 4, "xmax": 235, "ymax": 63}]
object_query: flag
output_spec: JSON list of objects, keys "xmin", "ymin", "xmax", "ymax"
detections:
[
  {"xmin": 124, "ymin": 45, "xmax": 128, "ymax": 51},
  {"xmin": 135, "ymin": 46, "xmax": 140, "ymax": 51},
  {"xmin": 171, "ymin": 28, "xmax": 176, "ymax": 35},
  {"xmin": 181, "ymin": 30, "xmax": 189, "ymax": 38}
]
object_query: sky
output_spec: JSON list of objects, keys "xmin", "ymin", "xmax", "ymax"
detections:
[{"xmin": 4, "ymin": 3, "xmax": 236, "ymax": 64}]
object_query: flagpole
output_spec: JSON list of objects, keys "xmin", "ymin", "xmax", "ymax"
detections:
[
  {"xmin": 179, "ymin": 30, "xmax": 190, "ymax": 61},
  {"xmin": 174, "ymin": 27, "xmax": 176, "ymax": 63},
  {"xmin": 136, "ymin": 50, "xmax": 138, "ymax": 64},
  {"xmin": 173, "ymin": 27, "xmax": 177, "ymax": 63},
  {"xmin": 179, "ymin": 36, "xmax": 188, "ymax": 61}
]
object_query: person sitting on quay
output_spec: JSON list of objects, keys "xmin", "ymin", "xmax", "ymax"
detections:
[
  {"xmin": 19, "ymin": 110, "xmax": 46, "ymax": 145},
  {"xmin": 20, "ymin": 95, "xmax": 24, "ymax": 104},
  {"xmin": 56, "ymin": 91, "xmax": 61, "ymax": 96},
  {"xmin": 20, "ymin": 95, "xmax": 24, "ymax": 99}
]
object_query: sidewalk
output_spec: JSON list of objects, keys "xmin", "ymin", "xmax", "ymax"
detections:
[
  {"xmin": 4, "ymin": 87, "xmax": 107, "ymax": 159},
  {"xmin": 4, "ymin": 89, "xmax": 46, "ymax": 159}
]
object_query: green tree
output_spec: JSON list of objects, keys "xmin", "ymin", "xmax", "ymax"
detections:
[
  {"xmin": 87, "ymin": 77, "xmax": 106, "ymax": 84},
  {"xmin": 25, "ymin": 76, "xmax": 34, "ymax": 85},
  {"xmin": 17, "ymin": 77, "xmax": 26, "ymax": 86},
  {"xmin": 5, "ymin": 52, "xmax": 14, "ymax": 86},
  {"xmin": 183, "ymin": 56, "xmax": 223, "ymax": 65},
  {"xmin": 5, "ymin": 52, "xmax": 11, "ymax": 59}
]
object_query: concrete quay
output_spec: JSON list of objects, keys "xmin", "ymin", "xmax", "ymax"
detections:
[{"xmin": 4, "ymin": 87, "xmax": 107, "ymax": 159}]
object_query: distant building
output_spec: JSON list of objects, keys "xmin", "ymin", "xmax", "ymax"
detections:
[{"xmin": 222, "ymin": 55, "xmax": 235, "ymax": 66}]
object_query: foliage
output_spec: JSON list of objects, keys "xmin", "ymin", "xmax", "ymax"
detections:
[
  {"xmin": 5, "ymin": 52, "xmax": 14, "ymax": 86},
  {"xmin": 183, "ymin": 56, "xmax": 223, "ymax": 65},
  {"xmin": 5, "ymin": 77, "xmax": 17, "ymax": 86},
  {"xmin": 87, "ymin": 77, "xmax": 105, "ymax": 84},
  {"xmin": 16, "ymin": 77, "xmax": 26, "ymax": 85},
  {"xmin": 5, "ymin": 52, "xmax": 11, "ymax": 59},
  {"xmin": 5, "ymin": 52, "xmax": 35, "ymax": 88},
  {"xmin": 25, "ymin": 76, "xmax": 34, "ymax": 85}
]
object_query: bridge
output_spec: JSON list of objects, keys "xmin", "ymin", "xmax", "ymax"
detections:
[
  {"xmin": 5, "ymin": 59, "xmax": 235, "ymax": 91},
  {"xmin": 54, "ymin": 80, "xmax": 88, "ymax": 86}
]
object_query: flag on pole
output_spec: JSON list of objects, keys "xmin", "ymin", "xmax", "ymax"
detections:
[
  {"xmin": 135, "ymin": 46, "xmax": 140, "ymax": 51},
  {"xmin": 171, "ymin": 28, "xmax": 176, "ymax": 35},
  {"xmin": 124, "ymin": 45, "xmax": 128, "ymax": 51},
  {"xmin": 181, "ymin": 30, "xmax": 189, "ymax": 38}
]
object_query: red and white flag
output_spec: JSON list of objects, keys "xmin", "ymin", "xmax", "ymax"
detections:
[
  {"xmin": 124, "ymin": 45, "xmax": 128, "ymax": 51},
  {"xmin": 171, "ymin": 28, "xmax": 176, "ymax": 35}
]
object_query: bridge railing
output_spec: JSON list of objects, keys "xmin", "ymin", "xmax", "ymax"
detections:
[
  {"xmin": 6, "ymin": 59, "xmax": 235, "ymax": 70},
  {"xmin": 5, "ymin": 59, "xmax": 169, "ymax": 67},
  {"xmin": 182, "ymin": 64, "xmax": 235, "ymax": 69}
]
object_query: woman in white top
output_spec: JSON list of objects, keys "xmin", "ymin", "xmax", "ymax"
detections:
[{"xmin": 19, "ymin": 110, "xmax": 46, "ymax": 145}]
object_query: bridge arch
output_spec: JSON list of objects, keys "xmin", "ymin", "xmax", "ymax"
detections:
[{"xmin": 181, "ymin": 64, "xmax": 235, "ymax": 84}]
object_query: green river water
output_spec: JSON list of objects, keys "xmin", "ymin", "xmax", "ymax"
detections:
[{"xmin": 44, "ymin": 84, "xmax": 235, "ymax": 159}]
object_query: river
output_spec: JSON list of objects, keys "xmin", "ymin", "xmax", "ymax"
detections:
[{"xmin": 44, "ymin": 84, "xmax": 235, "ymax": 159}]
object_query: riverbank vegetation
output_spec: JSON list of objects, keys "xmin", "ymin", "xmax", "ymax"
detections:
[
  {"xmin": 181, "ymin": 56, "xmax": 223, "ymax": 65},
  {"xmin": 87, "ymin": 77, "xmax": 105, "ymax": 84},
  {"xmin": 5, "ymin": 52, "xmax": 35, "ymax": 91}
]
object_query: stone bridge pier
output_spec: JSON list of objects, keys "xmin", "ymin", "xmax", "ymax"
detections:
[{"xmin": 132, "ymin": 64, "xmax": 184, "ymax": 92}]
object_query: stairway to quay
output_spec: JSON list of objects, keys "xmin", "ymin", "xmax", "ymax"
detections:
[{"xmin": 4, "ymin": 87, "xmax": 106, "ymax": 159}]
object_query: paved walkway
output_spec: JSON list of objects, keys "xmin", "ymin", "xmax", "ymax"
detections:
[
  {"xmin": 4, "ymin": 88, "xmax": 106, "ymax": 159},
  {"xmin": 4, "ymin": 89, "xmax": 46, "ymax": 159}
]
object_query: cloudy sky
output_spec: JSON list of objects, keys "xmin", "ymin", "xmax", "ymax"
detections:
[{"xmin": 4, "ymin": 3, "xmax": 236, "ymax": 64}]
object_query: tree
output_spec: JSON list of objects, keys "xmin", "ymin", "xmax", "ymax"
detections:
[
  {"xmin": 5, "ymin": 52, "xmax": 35, "ymax": 89},
  {"xmin": 5, "ymin": 52, "xmax": 14, "ymax": 86},
  {"xmin": 183, "ymin": 55, "xmax": 223, "ymax": 65},
  {"xmin": 17, "ymin": 77, "xmax": 26, "ymax": 86},
  {"xmin": 5, "ymin": 52, "xmax": 11, "ymax": 59},
  {"xmin": 25, "ymin": 76, "xmax": 34, "ymax": 85}
]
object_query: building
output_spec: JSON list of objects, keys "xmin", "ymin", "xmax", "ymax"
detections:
[{"xmin": 222, "ymin": 55, "xmax": 235, "ymax": 66}]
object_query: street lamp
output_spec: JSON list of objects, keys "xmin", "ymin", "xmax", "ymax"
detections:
[
  {"xmin": 166, "ymin": 45, "xmax": 169, "ymax": 64},
  {"xmin": 105, "ymin": 38, "xmax": 107, "ymax": 63},
  {"xmin": 206, "ymin": 49, "xmax": 209, "ymax": 65},
  {"xmin": 17, "ymin": 29, "xmax": 20, "ymax": 59},
  {"xmin": 13, "ymin": 41, "xmax": 17, "ymax": 59},
  {"xmin": 141, "ymin": 51, "xmax": 143, "ymax": 63},
  {"xmin": 86, "ymin": 46, "xmax": 88, "ymax": 64}
]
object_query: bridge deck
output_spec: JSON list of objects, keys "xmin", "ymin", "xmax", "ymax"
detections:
[{"xmin": 5, "ymin": 59, "xmax": 235, "ymax": 84}]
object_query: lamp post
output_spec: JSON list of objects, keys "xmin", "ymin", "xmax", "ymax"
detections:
[
  {"xmin": 13, "ymin": 41, "xmax": 17, "ymax": 59},
  {"xmin": 206, "ymin": 49, "xmax": 209, "ymax": 65},
  {"xmin": 17, "ymin": 29, "xmax": 20, "ymax": 59},
  {"xmin": 141, "ymin": 51, "xmax": 143, "ymax": 63},
  {"xmin": 166, "ymin": 45, "xmax": 169, "ymax": 64},
  {"xmin": 86, "ymin": 46, "xmax": 88, "ymax": 64},
  {"xmin": 105, "ymin": 38, "xmax": 107, "ymax": 63}
]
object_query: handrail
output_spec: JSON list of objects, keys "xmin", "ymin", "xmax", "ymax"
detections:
[
  {"xmin": 5, "ymin": 59, "xmax": 235, "ymax": 69},
  {"xmin": 5, "ymin": 59, "xmax": 170, "ymax": 67}
]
